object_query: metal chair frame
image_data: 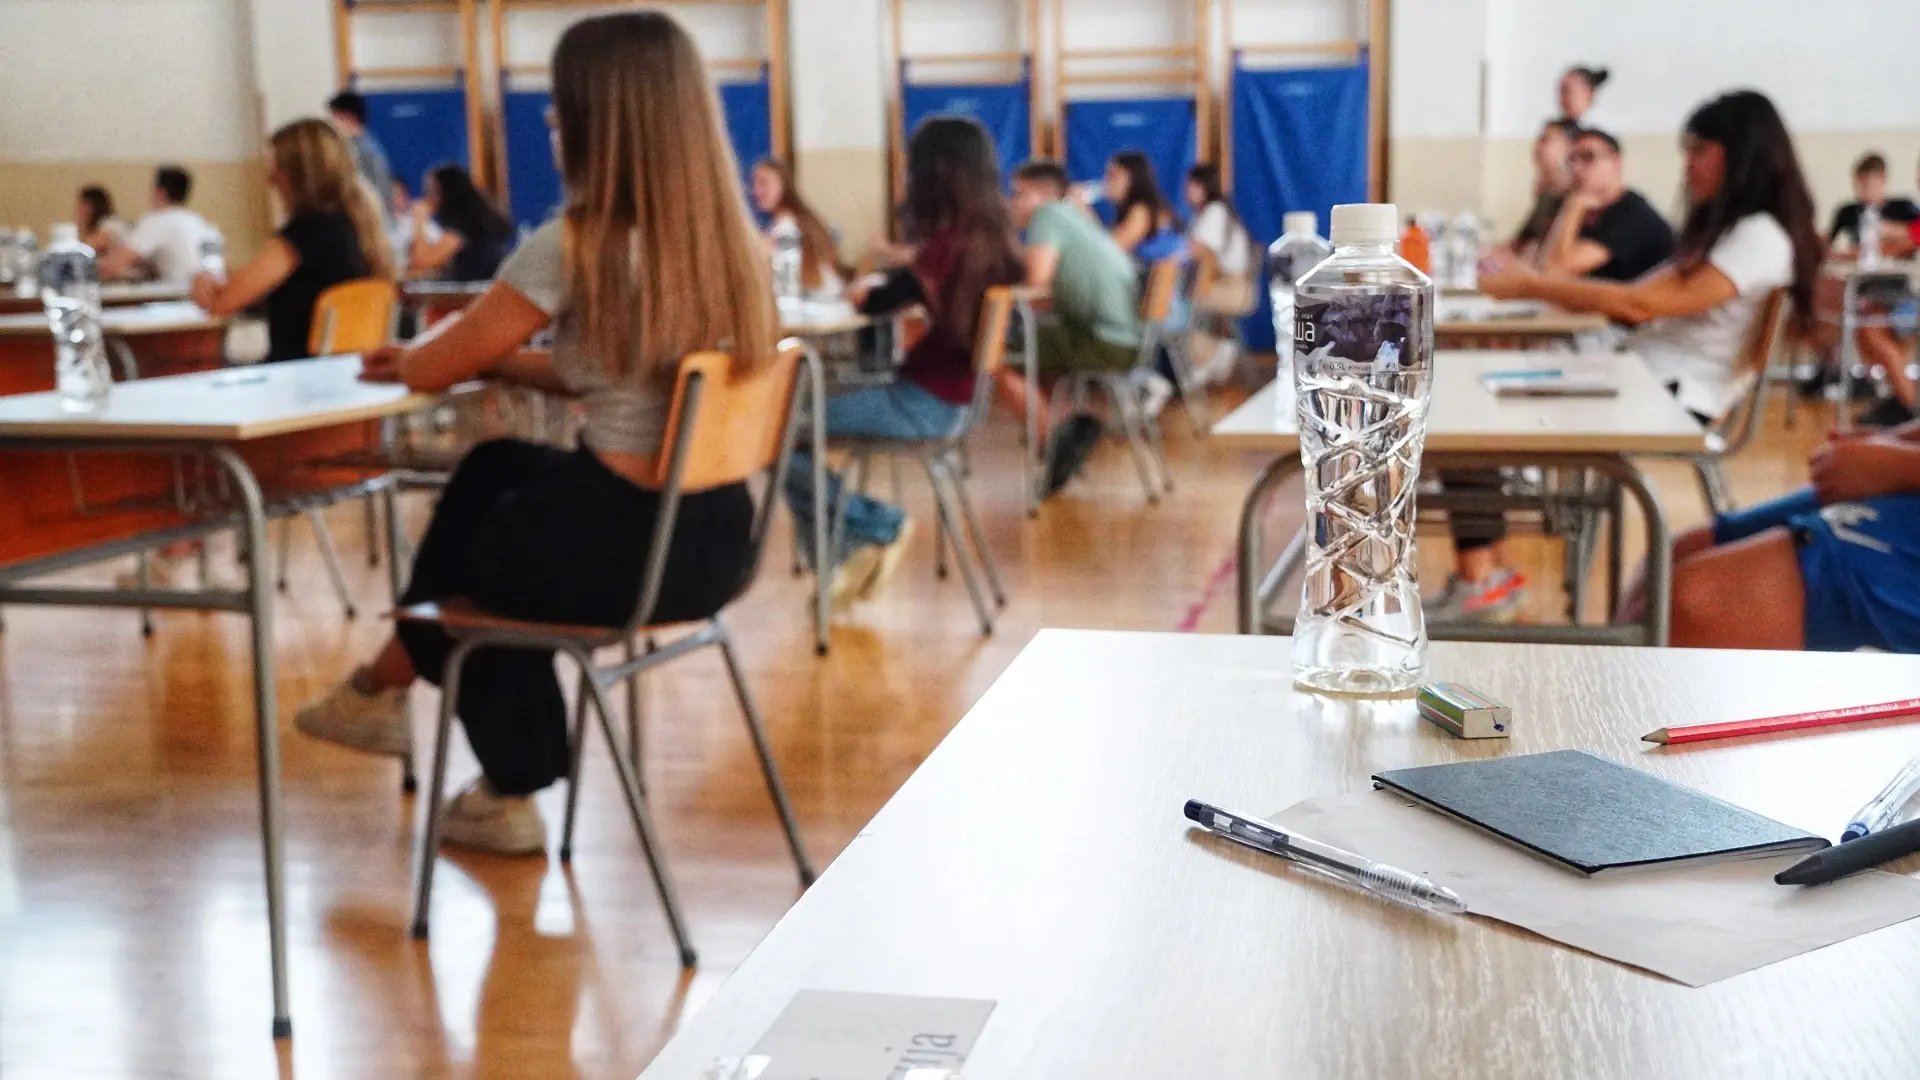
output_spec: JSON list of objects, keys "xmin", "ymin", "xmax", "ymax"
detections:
[{"xmin": 1059, "ymin": 261, "xmax": 1181, "ymax": 504}]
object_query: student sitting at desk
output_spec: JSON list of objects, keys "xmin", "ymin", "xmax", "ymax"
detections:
[
  {"xmin": 406, "ymin": 164, "xmax": 514, "ymax": 282},
  {"xmin": 1828, "ymin": 152, "xmax": 1919, "ymax": 250},
  {"xmin": 782, "ymin": 116, "xmax": 1024, "ymax": 609},
  {"xmin": 98, "ymin": 166, "xmax": 221, "ymax": 284},
  {"xmin": 1538, "ymin": 128, "xmax": 1674, "ymax": 282},
  {"xmin": 1437, "ymin": 89, "xmax": 1820, "ymax": 622},
  {"xmin": 1008, "ymin": 159, "xmax": 1147, "ymax": 496},
  {"xmin": 1101, "ymin": 151, "xmax": 1185, "ymax": 264},
  {"xmin": 1847, "ymin": 153, "xmax": 1920, "ymax": 427},
  {"xmin": 294, "ymin": 12, "xmax": 777, "ymax": 855},
  {"xmin": 1182, "ymin": 163, "xmax": 1257, "ymax": 390},
  {"xmin": 751, "ymin": 156, "xmax": 849, "ymax": 300},
  {"xmin": 189, "ymin": 119, "xmax": 392, "ymax": 363},
  {"xmin": 1508, "ymin": 120, "xmax": 1577, "ymax": 258},
  {"xmin": 76, "ymin": 186, "xmax": 130, "ymax": 254}
]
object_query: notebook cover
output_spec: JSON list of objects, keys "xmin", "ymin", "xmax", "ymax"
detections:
[{"xmin": 1372, "ymin": 750, "xmax": 1828, "ymax": 876}]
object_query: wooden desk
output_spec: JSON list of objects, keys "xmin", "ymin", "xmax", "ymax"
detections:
[
  {"xmin": 1219, "ymin": 352, "xmax": 1707, "ymax": 646},
  {"xmin": 1436, "ymin": 296, "xmax": 1611, "ymax": 349},
  {"xmin": 0, "ymin": 356, "xmax": 433, "ymax": 1039},
  {"xmin": 0, "ymin": 280, "xmax": 192, "ymax": 315},
  {"xmin": 0, "ymin": 301, "xmax": 227, "ymax": 394},
  {"xmin": 641, "ymin": 631, "xmax": 1920, "ymax": 1079}
]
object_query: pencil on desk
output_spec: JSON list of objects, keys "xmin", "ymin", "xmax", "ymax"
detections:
[{"xmin": 1644, "ymin": 697, "xmax": 1920, "ymax": 745}]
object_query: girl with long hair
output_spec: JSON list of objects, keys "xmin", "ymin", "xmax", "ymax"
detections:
[
  {"xmin": 1179, "ymin": 163, "xmax": 1257, "ymax": 391},
  {"xmin": 783, "ymin": 115, "xmax": 1024, "ymax": 610},
  {"xmin": 75, "ymin": 185, "xmax": 129, "ymax": 253},
  {"xmin": 1103, "ymin": 150, "xmax": 1182, "ymax": 260},
  {"xmin": 1447, "ymin": 89, "xmax": 1820, "ymax": 627},
  {"xmin": 751, "ymin": 157, "xmax": 848, "ymax": 298},
  {"xmin": 407, "ymin": 163, "xmax": 515, "ymax": 281},
  {"xmin": 293, "ymin": 11, "xmax": 777, "ymax": 854},
  {"xmin": 190, "ymin": 118, "xmax": 392, "ymax": 362}
]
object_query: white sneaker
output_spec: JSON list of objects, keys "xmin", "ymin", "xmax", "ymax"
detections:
[
  {"xmin": 439, "ymin": 778, "xmax": 547, "ymax": 856},
  {"xmin": 294, "ymin": 678, "xmax": 412, "ymax": 758},
  {"xmin": 1199, "ymin": 341, "xmax": 1239, "ymax": 385},
  {"xmin": 1140, "ymin": 373, "xmax": 1176, "ymax": 419},
  {"xmin": 859, "ymin": 516, "xmax": 917, "ymax": 601},
  {"xmin": 827, "ymin": 543, "xmax": 885, "ymax": 613}
]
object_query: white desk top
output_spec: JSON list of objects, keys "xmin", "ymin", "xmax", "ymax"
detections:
[
  {"xmin": 639, "ymin": 630, "xmax": 1920, "ymax": 1080},
  {"xmin": 0, "ymin": 355, "xmax": 431, "ymax": 442},
  {"xmin": 1435, "ymin": 295, "xmax": 1610, "ymax": 336},
  {"xmin": 780, "ymin": 299, "xmax": 872, "ymax": 338},
  {"xmin": 0, "ymin": 300, "xmax": 224, "ymax": 339},
  {"xmin": 1212, "ymin": 350, "xmax": 1708, "ymax": 455}
]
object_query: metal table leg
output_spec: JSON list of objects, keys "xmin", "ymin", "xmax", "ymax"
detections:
[
  {"xmin": 1236, "ymin": 454, "xmax": 1303, "ymax": 634},
  {"xmin": 1837, "ymin": 273, "xmax": 1861, "ymax": 432},
  {"xmin": 209, "ymin": 445, "xmax": 293, "ymax": 1039},
  {"xmin": 1018, "ymin": 299, "xmax": 1041, "ymax": 517},
  {"xmin": 804, "ymin": 345, "xmax": 831, "ymax": 656}
]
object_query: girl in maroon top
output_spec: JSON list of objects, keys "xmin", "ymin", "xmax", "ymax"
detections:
[{"xmin": 785, "ymin": 116, "xmax": 1024, "ymax": 609}]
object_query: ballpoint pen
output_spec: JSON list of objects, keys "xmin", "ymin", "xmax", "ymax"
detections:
[
  {"xmin": 1183, "ymin": 799, "xmax": 1468, "ymax": 915},
  {"xmin": 1841, "ymin": 752, "xmax": 1920, "ymax": 841}
]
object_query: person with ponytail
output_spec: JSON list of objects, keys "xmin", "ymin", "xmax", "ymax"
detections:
[
  {"xmin": 1557, "ymin": 65, "xmax": 1612, "ymax": 129},
  {"xmin": 190, "ymin": 119, "xmax": 393, "ymax": 362}
]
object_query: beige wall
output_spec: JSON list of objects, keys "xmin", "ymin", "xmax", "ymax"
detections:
[
  {"xmin": 1392, "ymin": 129, "xmax": 1920, "ymax": 237},
  {"xmin": 0, "ymin": 160, "xmax": 273, "ymax": 263},
  {"xmin": 795, "ymin": 148, "xmax": 889, "ymax": 262}
]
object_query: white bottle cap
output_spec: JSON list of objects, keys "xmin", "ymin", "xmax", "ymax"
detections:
[
  {"xmin": 1283, "ymin": 211, "xmax": 1318, "ymax": 237},
  {"xmin": 50, "ymin": 223, "xmax": 78, "ymax": 246},
  {"xmin": 1329, "ymin": 203, "xmax": 1399, "ymax": 246}
]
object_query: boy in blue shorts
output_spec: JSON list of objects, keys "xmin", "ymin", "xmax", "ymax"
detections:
[{"xmin": 1626, "ymin": 422, "xmax": 1920, "ymax": 651}]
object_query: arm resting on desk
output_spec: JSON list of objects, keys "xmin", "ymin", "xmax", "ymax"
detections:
[
  {"xmin": 371, "ymin": 281, "xmax": 554, "ymax": 392},
  {"xmin": 1484, "ymin": 262, "xmax": 1736, "ymax": 327}
]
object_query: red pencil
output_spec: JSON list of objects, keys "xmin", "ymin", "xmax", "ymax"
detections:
[{"xmin": 1643, "ymin": 697, "xmax": 1920, "ymax": 745}]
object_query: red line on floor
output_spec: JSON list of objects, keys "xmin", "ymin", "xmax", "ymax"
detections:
[{"xmin": 1177, "ymin": 550, "xmax": 1239, "ymax": 632}]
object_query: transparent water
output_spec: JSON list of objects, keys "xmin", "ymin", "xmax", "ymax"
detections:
[
  {"xmin": 40, "ymin": 239, "xmax": 111, "ymax": 414},
  {"xmin": 1291, "ymin": 237, "xmax": 1433, "ymax": 695}
]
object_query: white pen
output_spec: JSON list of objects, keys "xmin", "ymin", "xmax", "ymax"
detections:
[{"xmin": 1841, "ymin": 752, "xmax": 1920, "ymax": 842}]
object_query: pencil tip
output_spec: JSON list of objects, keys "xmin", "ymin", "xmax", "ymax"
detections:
[{"xmin": 1643, "ymin": 730, "xmax": 1669, "ymax": 745}]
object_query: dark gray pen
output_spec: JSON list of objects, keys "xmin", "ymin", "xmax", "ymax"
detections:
[
  {"xmin": 1184, "ymin": 799, "xmax": 1467, "ymax": 915},
  {"xmin": 1776, "ymin": 817, "xmax": 1920, "ymax": 886}
]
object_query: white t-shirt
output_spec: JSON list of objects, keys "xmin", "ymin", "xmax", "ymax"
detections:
[
  {"xmin": 1626, "ymin": 212, "xmax": 1793, "ymax": 420},
  {"xmin": 125, "ymin": 206, "xmax": 220, "ymax": 284},
  {"xmin": 1188, "ymin": 202, "xmax": 1253, "ymax": 276}
]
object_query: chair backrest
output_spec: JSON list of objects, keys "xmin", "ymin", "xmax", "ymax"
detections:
[
  {"xmin": 1715, "ymin": 287, "xmax": 1790, "ymax": 455},
  {"xmin": 1140, "ymin": 259, "xmax": 1181, "ymax": 325},
  {"xmin": 626, "ymin": 345, "xmax": 806, "ymax": 629},
  {"xmin": 960, "ymin": 286, "xmax": 1018, "ymax": 434},
  {"xmin": 309, "ymin": 278, "xmax": 399, "ymax": 354}
]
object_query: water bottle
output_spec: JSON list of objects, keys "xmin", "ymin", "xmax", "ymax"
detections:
[
  {"xmin": 1859, "ymin": 203, "xmax": 1882, "ymax": 267},
  {"xmin": 1447, "ymin": 212, "xmax": 1482, "ymax": 290},
  {"xmin": 1291, "ymin": 203, "xmax": 1435, "ymax": 695},
  {"xmin": 199, "ymin": 231, "xmax": 228, "ymax": 281},
  {"xmin": 1415, "ymin": 211, "xmax": 1451, "ymax": 290},
  {"xmin": 0, "ymin": 230, "xmax": 16, "ymax": 286},
  {"xmin": 10, "ymin": 228, "xmax": 40, "ymax": 297},
  {"xmin": 770, "ymin": 221, "xmax": 803, "ymax": 305},
  {"xmin": 1267, "ymin": 211, "xmax": 1332, "ymax": 377},
  {"xmin": 40, "ymin": 223, "xmax": 113, "ymax": 414}
]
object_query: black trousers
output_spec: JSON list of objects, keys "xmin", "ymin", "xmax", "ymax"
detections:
[{"xmin": 395, "ymin": 439, "xmax": 755, "ymax": 795}]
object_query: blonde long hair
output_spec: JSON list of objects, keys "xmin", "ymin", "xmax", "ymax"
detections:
[
  {"xmin": 268, "ymin": 119, "xmax": 394, "ymax": 280},
  {"xmin": 551, "ymin": 11, "xmax": 775, "ymax": 381}
]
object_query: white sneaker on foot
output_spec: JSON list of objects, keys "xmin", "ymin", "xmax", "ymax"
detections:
[
  {"xmin": 1140, "ymin": 373, "xmax": 1176, "ymax": 419},
  {"xmin": 859, "ymin": 516, "xmax": 917, "ymax": 601},
  {"xmin": 294, "ymin": 678, "xmax": 412, "ymax": 758},
  {"xmin": 440, "ymin": 778, "xmax": 547, "ymax": 856},
  {"xmin": 827, "ymin": 544, "xmax": 885, "ymax": 613}
]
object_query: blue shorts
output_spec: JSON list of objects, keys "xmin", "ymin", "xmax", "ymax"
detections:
[{"xmin": 1714, "ymin": 489, "xmax": 1920, "ymax": 652}]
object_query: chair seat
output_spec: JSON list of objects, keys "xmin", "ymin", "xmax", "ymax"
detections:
[{"xmin": 397, "ymin": 599, "xmax": 631, "ymax": 644}]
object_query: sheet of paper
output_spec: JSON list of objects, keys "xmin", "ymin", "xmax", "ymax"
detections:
[
  {"xmin": 747, "ymin": 990, "xmax": 995, "ymax": 1080},
  {"xmin": 1270, "ymin": 791, "xmax": 1920, "ymax": 987}
]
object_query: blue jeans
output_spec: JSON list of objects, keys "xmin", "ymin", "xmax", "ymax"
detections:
[{"xmin": 785, "ymin": 381, "xmax": 965, "ymax": 566}]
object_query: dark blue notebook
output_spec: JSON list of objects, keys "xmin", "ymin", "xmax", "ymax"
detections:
[{"xmin": 1372, "ymin": 750, "xmax": 1828, "ymax": 876}]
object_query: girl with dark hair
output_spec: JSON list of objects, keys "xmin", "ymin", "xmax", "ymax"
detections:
[
  {"xmin": 407, "ymin": 164, "xmax": 514, "ymax": 281},
  {"xmin": 75, "ymin": 185, "xmax": 129, "ymax": 253},
  {"xmin": 783, "ymin": 115, "xmax": 1025, "ymax": 608},
  {"xmin": 1558, "ymin": 65, "xmax": 1611, "ymax": 128},
  {"xmin": 1443, "ymin": 89, "xmax": 1819, "ymax": 625},
  {"xmin": 751, "ymin": 157, "xmax": 848, "ymax": 299},
  {"xmin": 1181, "ymin": 163, "xmax": 1257, "ymax": 387},
  {"xmin": 1103, "ymin": 151, "xmax": 1183, "ymax": 260}
]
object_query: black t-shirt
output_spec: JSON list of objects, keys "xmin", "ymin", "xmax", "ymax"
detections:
[
  {"xmin": 1578, "ymin": 190, "xmax": 1675, "ymax": 282},
  {"xmin": 436, "ymin": 216, "xmax": 510, "ymax": 282},
  {"xmin": 1828, "ymin": 199, "xmax": 1920, "ymax": 245},
  {"xmin": 268, "ymin": 210, "xmax": 373, "ymax": 362}
]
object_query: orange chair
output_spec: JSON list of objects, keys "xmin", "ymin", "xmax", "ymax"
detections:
[{"xmin": 399, "ymin": 347, "xmax": 815, "ymax": 961}]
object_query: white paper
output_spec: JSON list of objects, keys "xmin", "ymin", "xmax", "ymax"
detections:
[
  {"xmin": 1270, "ymin": 791, "xmax": 1920, "ymax": 986},
  {"xmin": 747, "ymin": 990, "xmax": 994, "ymax": 1080}
]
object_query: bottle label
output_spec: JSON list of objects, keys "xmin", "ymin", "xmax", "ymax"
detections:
[{"xmin": 1295, "ymin": 292, "xmax": 1415, "ymax": 369}]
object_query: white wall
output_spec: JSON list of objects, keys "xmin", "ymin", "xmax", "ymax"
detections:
[
  {"xmin": 0, "ymin": 0, "xmax": 256, "ymax": 161},
  {"xmin": 246, "ymin": 0, "xmax": 335, "ymax": 134},
  {"xmin": 792, "ymin": 0, "xmax": 886, "ymax": 150}
]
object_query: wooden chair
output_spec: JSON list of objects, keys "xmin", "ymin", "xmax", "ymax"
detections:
[
  {"xmin": 1062, "ymin": 260, "xmax": 1180, "ymax": 504},
  {"xmin": 1688, "ymin": 287, "xmax": 1789, "ymax": 515},
  {"xmin": 400, "ymin": 347, "xmax": 815, "ymax": 962},
  {"xmin": 823, "ymin": 287, "xmax": 1015, "ymax": 636}
]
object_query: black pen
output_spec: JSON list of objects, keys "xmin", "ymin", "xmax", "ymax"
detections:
[
  {"xmin": 1775, "ymin": 817, "xmax": 1920, "ymax": 886},
  {"xmin": 1183, "ymin": 799, "xmax": 1467, "ymax": 914}
]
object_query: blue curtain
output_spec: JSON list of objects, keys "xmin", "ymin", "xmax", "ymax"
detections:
[
  {"xmin": 1230, "ymin": 57, "xmax": 1370, "ymax": 351},
  {"xmin": 1063, "ymin": 97, "xmax": 1197, "ymax": 213},
  {"xmin": 361, "ymin": 87, "xmax": 470, "ymax": 195},
  {"xmin": 501, "ymin": 70, "xmax": 772, "ymax": 230},
  {"xmin": 901, "ymin": 69, "xmax": 1032, "ymax": 189}
]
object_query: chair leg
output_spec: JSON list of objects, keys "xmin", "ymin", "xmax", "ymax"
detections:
[
  {"xmin": 624, "ymin": 637, "xmax": 643, "ymax": 786},
  {"xmin": 1173, "ymin": 332, "xmax": 1211, "ymax": 438},
  {"xmin": 1693, "ymin": 459, "xmax": 1733, "ymax": 517},
  {"xmin": 135, "ymin": 552, "xmax": 155, "ymax": 638},
  {"xmin": 558, "ymin": 669, "xmax": 592, "ymax": 863},
  {"xmin": 571, "ymin": 648, "xmax": 697, "ymax": 968},
  {"xmin": 362, "ymin": 495, "xmax": 380, "ymax": 568},
  {"xmin": 924, "ymin": 458, "xmax": 994, "ymax": 636},
  {"xmin": 946, "ymin": 451, "xmax": 1006, "ymax": 609},
  {"xmin": 1139, "ymin": 388, "xmax": 1175, "ymax": 494},
  {"xmin": 1103, "ymin": 376, "xmax": 1162, "ymax": 505},
  {"xmin": 274, "ymin": 519, "xmax": 291, "ymax": 593},
  {"xmin": 714, "ymin": 621, "xmax": 816, "ymax": 886},
  {"xmin": 306, "ymin": 509, "xmax": 358, "ymax": 619},
  {"xmin": 410, "ymin": 640, "xmax": 472, "ymax": 939}
]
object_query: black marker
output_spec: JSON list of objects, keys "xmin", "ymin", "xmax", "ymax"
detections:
[{"xmin": 1775, "ymin": 817, "xmax": 1920, "ymax": 886}]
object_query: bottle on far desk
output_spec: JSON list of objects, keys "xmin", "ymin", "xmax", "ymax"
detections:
[
  {"xmin": 199, "ymin": 231, "xmax": 227, "ymax": 283},
  {"xmin": 1446, "ymin": 212, "xmax": 1482, "ymax": 291},
  {"xmin": 1291, "ymin": 203, "xmax": 1435, "ymax": 695},
  {"xmin": 1267, "ymin": 211, "xmax": 1333, "ymax": 377},
  {"xmin": 769, "ymin": 220, "xmax": 804, "ymax": 313},
  {"xmin": 8, "ymin": 228, "xmax": 41, "ymax": 297},
  {"xmin": 1858, "ymin": 203, "xmax": 1883, "ymax": 268},
  {"xmin": 40, "ymin": 223, "xmax": 112, "ymax": 414}
]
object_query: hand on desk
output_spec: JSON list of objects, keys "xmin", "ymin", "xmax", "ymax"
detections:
[{"xmin": 359, "ymin": 345, "xmax": 404, "ymax": 384}]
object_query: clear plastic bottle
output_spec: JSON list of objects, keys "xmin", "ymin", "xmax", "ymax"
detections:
[
  {"xmin": 1267, "ymin": 211, "xmax": 1332, "ymax": 375},
  {"xmin": 199, "ymin": 231, "xmax": 228, "ymax": 281},
  {"xmin": 10, "ymin": 228, "xmax": 41, "ymax": 297},
  {"xmin": 1291, "ymin": 203, "xmax": 1435, "ymax": 695},
  {"xmin": 769, "ymin": 219, "xmax": 804, "ymax": 307},
  {"xmin": 1859, "ymin": 203, "xmax": 1883, "ymax": 268},
  {"xmin": 40, "ymin": 223, "xmax": 112, "ymax": 414},
  {"xmin": 1446, "ymin": 211, "xmax": 1482, "ymax": 290}
]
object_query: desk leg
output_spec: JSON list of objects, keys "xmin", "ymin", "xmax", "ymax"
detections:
[
  {"xmin": 1838, "ymin": 275, "xmax": 1860, "ymax": 432},
  {"xmin": 209, "ymin": 446, "xmax": 292, "ymax": 1039},
  {"xmin": 1019, "ymin": 301, "xmax": 1040, "ymax": 518},
  {"xmin": 1608, "ymin": 455, "xmax": 1673, "ymax": 647},
  {"xmin": 804, "ymin": 346, "xmax": 831, "ymax": 656},
  {"xmin": 1237, "ymin": 454, "xmax": 1302, "ymax": 634}
]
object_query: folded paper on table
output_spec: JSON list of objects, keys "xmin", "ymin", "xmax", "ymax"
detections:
[
  {"xmin": 1270, "ymin": 790, "xmax": 1920, "ymax": 987},
  {"xmin": 746, "ymin": 990, "xmax": 995, "ymax": 1080}
]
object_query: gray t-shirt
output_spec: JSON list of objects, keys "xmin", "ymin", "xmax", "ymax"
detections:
[
  {"xmin": 1028, "ymin": 201, "xmax": 1141, "ymax": 348},
  {"xmin": 497, "ymin": 219, "xmax": 672, "ymax": 457},
  {"xmin": 349, "ymin": 132, "xmax": 395, "ymax": 225}
]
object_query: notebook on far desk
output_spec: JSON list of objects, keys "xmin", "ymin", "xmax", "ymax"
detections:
[
  {"xmin": 1480, "ymin": 370, "xmax": 1620, "ymax": 397},
  {"xmin": 1372, "ymin": 750, "xmax": 1828, "ymax": 876}
]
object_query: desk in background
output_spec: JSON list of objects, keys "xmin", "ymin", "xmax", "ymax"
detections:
[
  {"xmin": 638, "ymin": 630, "xmax": 1920, "ymax": 1079},
  {"xmin": 0, "ymin": 280, "xmax": 192, "ymax": 316},
  {"xmin": 0, "ymin": 301, "xmax": 226, "ymax": 393},
  {"xmin": 1217, "ymin": 351, "xmax": 1706, "ymax": 645},
  {"xmin": 1436, "ymin": 296, "xmax": 1610, "ymax": 351}
]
